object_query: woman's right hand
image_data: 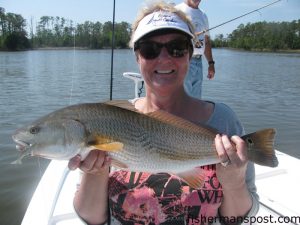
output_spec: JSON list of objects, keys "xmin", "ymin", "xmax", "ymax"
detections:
[{"xmin": 68, "ymin": 150, "xmax": 111, "ymax": 175}]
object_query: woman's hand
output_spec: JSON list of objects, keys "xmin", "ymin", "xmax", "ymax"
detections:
[
  {"xmin": 215, "ymin": 134, "xmax": 253, "ymax": 219},
  {"xmin": 68, "ymin": 150, "xmax": 111, "ymax": 175},
  {"xmin": 70, "ymin": 150, "xmax": 110, "ymax": 224},
  {"xmin": 214, "ymin": 134, "xmax": 248, "ymax": 190}
]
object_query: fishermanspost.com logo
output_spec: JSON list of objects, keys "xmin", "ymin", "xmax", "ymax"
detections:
[{"xmin": 186, "ymin": 214, "xmax": 300, "ymax": 224}]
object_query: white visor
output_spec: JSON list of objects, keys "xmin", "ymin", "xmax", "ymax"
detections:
[{"xmin": 132, "ymin": 10, "xmax": 194, "ymax": 44}]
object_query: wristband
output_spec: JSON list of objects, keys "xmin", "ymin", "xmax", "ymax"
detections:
[{"xmin": 208, "ymin": 60, "xmax": 215, "ymax": 65}]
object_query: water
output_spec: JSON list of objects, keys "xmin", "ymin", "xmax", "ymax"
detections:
[{"xmin": 0, "ymin": 49, "xmax": 299, "ymax": 224}]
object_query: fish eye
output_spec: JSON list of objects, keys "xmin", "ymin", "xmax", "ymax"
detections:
[{"xmin": 30, "ymin": 126, "xmax": 40, "ymax": 134}]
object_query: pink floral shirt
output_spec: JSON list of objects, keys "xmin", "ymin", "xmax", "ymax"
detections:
[{"xmin": 108, "ymin": 165, "xmax": 222, "ymax": 225}]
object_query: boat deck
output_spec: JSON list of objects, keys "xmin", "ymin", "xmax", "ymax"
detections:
[{"xmin": 21, "ymin": 151, "xmax": 300, "ymax": 225}]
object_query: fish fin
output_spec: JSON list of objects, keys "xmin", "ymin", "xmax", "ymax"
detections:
[
  {"xmin": 91, "ymin": 142, "xmax": 124, "ymax": 152},
  {"xmin": 147, "ymin": 110, "xmax": 218, "ymax": 135},
  {"xmin": 111, "ymin": 158, "xmax": 128, "ymax": 169},
  {"xmin": 104, "ymin": 100, "xmax": 138, "ymax": 112},
  {"xmin": 88, "ymin": 135, "xmax": 124, "ymax": 152},
  {"xmin": 176, "ymin": 168, "xmax": 205, "ymax": 189},
  {"xmin": 242, "ymin": 128, "xmax": 278, "ymax": 167}
]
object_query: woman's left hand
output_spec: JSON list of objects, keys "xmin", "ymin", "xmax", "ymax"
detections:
[{"xmin": 214, "ymin": 134, "xmax": 248, "ymax": 190}]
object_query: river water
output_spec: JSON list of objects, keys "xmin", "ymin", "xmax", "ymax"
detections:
[{"xmin": 0, "ymin": 49, "xmax": 299, "ymax": 224}]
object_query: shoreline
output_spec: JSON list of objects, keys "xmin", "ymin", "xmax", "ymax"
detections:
[
  {"xmin": 1, "ymin": 46, "xmax": 299, "ymax": 53},
  {"xmin": 213, "ymin": 47, "xmax": 300, "ymax": 54},
  {"xmin": 33, "ymin": 46, "xmax": 131, "ymax": 50},
  {"xmin": 0, "ymin": 46, "xmax": 131, "ymax": 51}
]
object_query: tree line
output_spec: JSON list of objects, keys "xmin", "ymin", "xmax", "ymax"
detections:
[
  {"xmin": 0, "ymin": 7, "xmax": 30, "ymax": 50},
  {"xmin": 32, "ymin": 16, "xmax": 131, "ymax": 49},
  {"xmin": 0, "ymin": 7, "xmax": 299, "ymax": 51},
  {"xmin": 212, "ymin": 20, "xmax": 300, "ymax": 51},
  {"xmin": 0, "ymin": 7, "xmax": 131, "ymax": 50}
]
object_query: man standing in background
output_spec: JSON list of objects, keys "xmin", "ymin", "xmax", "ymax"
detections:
[{"xmin": 176, "ymin": 0, "xmax": 215, "ymax": 99}]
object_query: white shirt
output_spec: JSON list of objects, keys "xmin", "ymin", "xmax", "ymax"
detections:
[{"xmin": 176, "ymin": 2, "xmax": 210, "ymax": 55}]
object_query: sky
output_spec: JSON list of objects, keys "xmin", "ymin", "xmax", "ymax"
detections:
[{"xmin": 1, "ymin": 0, "xmax": 300, "ymax": 38}]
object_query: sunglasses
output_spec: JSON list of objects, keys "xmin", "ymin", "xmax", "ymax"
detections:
[{"xmin": 134, "ymin": 39, "xmax": 191, "ymax": 60}]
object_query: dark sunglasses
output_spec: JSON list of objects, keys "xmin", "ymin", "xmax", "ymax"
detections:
[{"xmin": 134, "ymin": 39, "xmax": 191, "ymax": 60}]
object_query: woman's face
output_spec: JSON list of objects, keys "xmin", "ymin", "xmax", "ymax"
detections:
[{"xmin": 136, "ymin": 33, "xmax": 191, "ymax": 97}]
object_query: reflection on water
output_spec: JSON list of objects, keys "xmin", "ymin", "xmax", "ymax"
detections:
[{"xmin": 0, "ymin": 49, "xmax": 299, "ymax": 224}]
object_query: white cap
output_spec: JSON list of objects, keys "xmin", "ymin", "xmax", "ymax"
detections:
[{"xmin": 132, "ymin": 10, "xmax": 194, "ymax": 44}]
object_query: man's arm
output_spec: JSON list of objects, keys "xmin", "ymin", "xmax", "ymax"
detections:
[{"xmin": 204, "ymin": 35, "xmax": 215, "ymax": 80}]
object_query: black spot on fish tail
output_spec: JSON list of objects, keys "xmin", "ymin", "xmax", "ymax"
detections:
[{"xmin": 242, "ymin": 128, "xmax": 278, "ymax": 168}]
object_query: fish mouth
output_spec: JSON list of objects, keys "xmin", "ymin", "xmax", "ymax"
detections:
[{"xmin": 12, "ymin": 136, "xmax": 31, "ymax": 152}]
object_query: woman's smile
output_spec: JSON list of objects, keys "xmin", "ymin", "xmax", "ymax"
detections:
[{"xmin": 155, "ymin": 69, "xmax": 175, "ymax": 74}]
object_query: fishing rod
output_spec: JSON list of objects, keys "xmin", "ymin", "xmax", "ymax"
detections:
[
  {"xmin": 196, "ymin": 0, "xmax": 283, "ymax": 36},
  {"xmin": 108, "ymin": 4, "xmax": 116, "ymax": 224},
  {"xmin": 109, "ymin": 0, "xmax": 116, "ymax": 100}
]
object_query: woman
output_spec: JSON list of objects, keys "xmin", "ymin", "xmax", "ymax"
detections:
[{"xmin": 68, "ymin": 1, "xmax": 259, "ymax": 224}]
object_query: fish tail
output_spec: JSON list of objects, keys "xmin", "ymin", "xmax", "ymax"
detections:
[{"xmin": 242, "ymin": 128, "xmax": 278, "ymax": 168}]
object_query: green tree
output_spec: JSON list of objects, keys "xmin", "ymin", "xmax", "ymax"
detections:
[
  {"xmin": 0, "ymin": 9, "xmax": 29, "ymax": 50},
  {"xmin": 102, "ymin": 21, "xmax": 113, "ymax": 48},
  {"xmin": 0, "ymin": 7, "xmax": 6, "ymax": 48},
  {"xmin": 90, "ymin": 21, "xmax": 102, "ymax": 48},
  {"xmin": 35, "ymin": 16, "xmax": 54, "ymax": 47},
  {"xmin": 211, "ymin": 34, "xmax": 228, "ymax": 48},
  {"xmin": 115, "ymin": 22, "xmax": 131, "ymax": 48},
  {"xmin": 226, "ymin": 21, "xmax": 300, "ymax": 51}
]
